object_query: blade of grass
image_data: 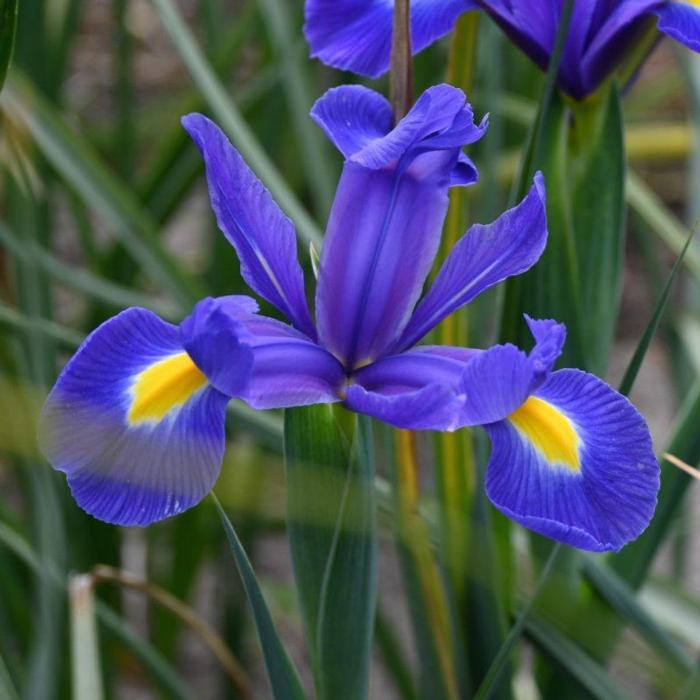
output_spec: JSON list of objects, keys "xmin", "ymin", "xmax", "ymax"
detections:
[
  {"xmin": 524, "ymin": 614, "xmax": 632, "ymax": 700},
  {"xmin": 471, "ymin": 543, "xmax": 563, "ymax": 700},
  {"xmin": 0, "ymin": 651, "xmax": 19, "ymax": 700},
  {"xmin": 582, "ymin": 560, "xmax": 693, "ymax": 674},
  {"xmin": 4, "ymin": 73, "xmax": 201, "ymax": 308},
  {"xmin": 627, "ymin": 170, "xmax": 700, "ymax": 285},
  {"xmin": 0, "ymin": 221, "xmax": 177, "ymax": 317},
  {"xmin": 255, "ymin": 0, "xmax": 334, "ymax": 216},
  {"xmin": 0, "ymin": 302, "xmax": 83, "ymax": 347},
  {"xmin": 619, "ymin": 225, "xmax": 696, "ymax": 396},
  {"xmin": 69, "ymin": 575, "xmax": 105, "ymax": 700},
  {"xmin": 0, "ymin": 522, "xmax": 197, "ymax": 700},
  {"xmin": 214, "ymin": 495, "xmax": 307, "ymax": 700},
  {"xmin": 150, "ymin": 0, "xmax": 323, "ymax": 248},
  {"xmin": 0, "ymin": 0, "xmax": 18, "ymax": 92}
]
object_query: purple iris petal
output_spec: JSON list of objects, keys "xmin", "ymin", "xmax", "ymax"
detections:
[
  {"xmin": 305, "ymin": 0, "xmax": 700, "ymax": 99},
  {"xmin": 314, "ymin": 85, "xmax": 486, "ymax": 369},
  {"xmin": 396, "ymin": 174, "xmax": 547, "ymax": 352},
  {"xmin": 346, "ymin": 316, "xmax": 564, "ymax": 431},
  {"xmin": 653, "ymin": 3, "xmax": 700, "ymax": 52},
  {"xmin": 304, "ymin": 0, "xmax": 477, "ymax": 78},
  {"xmin": 458, "ymin": 317, "xmax": 566, "ymax": 426},
  {"xmin": 484, "ymin": 369, "xmax": 659, "ymax": 552},
  {"xmin": 181, "ymin": 295, "xmax": 256, "ymax": 397},
  {"xmin": 39, "ymin": 308, "xmax": 230, "ymax": 526},
  {"xmin": 182, "ymin": 114, "xmax": 316, "ymax": 338}
]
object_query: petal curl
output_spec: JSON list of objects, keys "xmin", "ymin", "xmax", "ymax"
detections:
[
  {"xmin": 315, "ymin": 85, "xmax": 486, "ymax": 369},
  {"xmin": 187, "ymin": 296, "xmax": 345, "ymax": 409},
  {"xmin": 484, "ymin": 369, "xmax": 659, "ymax": 552},
  {"xmin": 39, "ymin": 308, "xmax": 230, "ymax": 526},
  {"xmin": 654, "ymin": 3, "xmax": 700, "ymax": 53},
  {"xmin": 182, "ymin": 114, "xmax": 315, "ymax": 337},
  {"xmin": 396, "ymin": 175, "xmax": 547, "ymax": 351},
  {"xmin": 304, "ymin": 0, "xmax": 477, "ymax": 78}
]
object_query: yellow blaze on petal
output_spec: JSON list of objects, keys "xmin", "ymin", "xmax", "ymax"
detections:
[
  {"xmin": 128, "ymin": 353, "xmax": 207, "ymax": 425},
  {"xmin": 508, "ymin": 396, "xmax": 581, "ymax": 472}
]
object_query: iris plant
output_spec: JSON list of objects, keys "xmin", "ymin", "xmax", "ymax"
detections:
[
  {"xmin": 40, "ymin": 84, "xmax": 659, "ymax": 551},
  {"xmin": 305, "ymin": 1, "xmax": 700, "ymax": 99}
]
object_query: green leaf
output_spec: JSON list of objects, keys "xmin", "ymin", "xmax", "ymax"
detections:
[
  {"xmin": 375, "ymin": 610, "xmax": 420, "ymax": 700},
  {"xmin": 4, "ymin": 73, "xmax": 200, "ymax": 309},
  {"xmin": 472, "ymin": 544, "xmax": 563, "ymax": 700},
  {"xmin": 0, "ymin": 301, "xmax": 83, "ymax": 348},
  {"xmin": 214, "ymin": 495, "xmax": 307, "ymax": 700},
  {"xmin": 69, "ymin": 575, "xmax": 104, "ymax": 700},
  {"xmin": 525, "ymin": 615, "xmax": 632, "ymax": 700},
  {"xmin": 582, "ymin": 561, "xmax": 693, "ymax": 674},
  {"xmin": 618, "ymin": 226, "xmax": 695, "ymax": 396},
  {"xmin": 284, "ymin": 406, "xmax": 377, "ymax": 700},
  {"xmin": 255, "ymin": 0, "xmax": 335, "ymax": 217},
  {"xmin": 0, "ymin": 0, "xmax": 18, "ymax": 93},
  {"xmin": 627, "ymin": 170, "xmax": 700, "ymax": 285},
  {"xmin": 0, "ymin": 523, "xmax": 196, "ymax": 700},
  {"xmin": 150, "ymin": 0, "xmax": 323, "ymax": 249},
  {"xmin": 501, "ymin": 88, "xmax": 586, "ymax": 369},
  {"xmin": 0, "ymin": 221, "xmax": 177, "ymax": 318},
  {"xmin": 568, "ymin": 83, "xmax": 625, "ymax": 375},
  {"xmin": 0, "ymin": 651, "xmax": 19, "ymax": 700}
]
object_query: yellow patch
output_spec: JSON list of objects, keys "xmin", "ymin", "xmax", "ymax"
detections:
[
  {"xmin": 508, "ymin": 397, "xmax": 580, "ymax": 471},
  {"xmin": 128, "ymin": 353, "xmax": 207, "ymax": 425}
]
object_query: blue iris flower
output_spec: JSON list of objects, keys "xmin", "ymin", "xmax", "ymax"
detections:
[
  {"xmin": 39, "ymin": 84, "xmax": 659, "ymax": 551},
  {"xmin": 304, "ymin": 0, "xmax": 700, "ymax": 99}
]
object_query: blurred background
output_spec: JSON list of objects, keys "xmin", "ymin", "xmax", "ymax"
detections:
[{"xmin": 1, "ymin": 1, "xmax": 700, "ymax": 698}]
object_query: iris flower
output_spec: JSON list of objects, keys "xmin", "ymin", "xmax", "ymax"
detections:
[
  {"xmin": 39, "ymin": 83, "xmax": 658, "ymax": 551},
  {"xmin": 305, "ymin": 1, "xmax": 700, "ymax": 99}
]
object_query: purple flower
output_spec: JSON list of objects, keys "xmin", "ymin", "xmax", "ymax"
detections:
[
  {"xmin": 39, "ymin": 84, "xmax": 659, "ymax": 551},
  {"xmin": 304, "ymin": 0, "xmax": 700, "ymax": 98}
]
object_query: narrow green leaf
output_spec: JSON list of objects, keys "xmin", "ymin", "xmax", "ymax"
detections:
[
  {"xmin": 0, "ymin": 651, "xmax": 19, "ymax": 700},
  {"xmin": 97, "ymin": 605, "xmax": 196, "ymax": 700},
  {"xmin": 150, "ymin": 0, "xmax": 323, "ymax": 249},
  {"xmin": 525, "ymin": 615, "xmax": 632, "ymax": 700},
  {"xmin": 4, "ymin": 73, "xmax": 200, "ymax": 309},
  {"xmin": 0, "ymin": 0, "xmax": 18, "ymax": 92},
  {"xmin": 255, "ymin": 0, "xmax": 334, "ymax": 216},
  {"xmin": 0, "ymin": 221, "xmax": 177, "ymax": 317},
  {"xmin": 618, "ymin": 226, "xmax": 695, "ymax": 396},
  {"xmin": 582, "ymin": 560, "xmax": 693, "ymax": 674},
  {"xmin": 214, "ymin": 495, "xmax": 307, "ymax": 700},
  {"xmin": 375, "ymin": 610, "xmax": 420, "ymax": 700},
  {"xmin": 284, "ymin": 406, "xmax": 377, "ymax": 700},
  {"xmin": 0, "ymin": 523, "xmax": 196, "ymax": 700},
  {"xmin": 568, "ymin": 84, "xmax": 625, "ymax": 375},
  {"xmin": 0, "ymin": 302, "xmax": 83, "ymax": 347},
  {"xmin": 627, "ymin": 170, "xmax": 700, "ymax": 285},
  {"xmin": 472, "ymin": 544, "xmax": 563, "ymax": 700},
  {"xmin": 69, "ymin": 575, "xmax": 104, "ymax": 700}
]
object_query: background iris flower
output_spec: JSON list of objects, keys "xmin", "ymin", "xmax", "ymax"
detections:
[
  {"xmin": 305, "ymin": 0, "xmax": 700, "ymax": 98},
  {"xmin": 39, "ymin": 83, "xmax": 658, "ymax": 552}
]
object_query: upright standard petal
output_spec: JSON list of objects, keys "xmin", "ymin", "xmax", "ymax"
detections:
[
  {"xmin": 395, "ymin": 174, "xmax": 547, "ymax": 351},
  {"xmin": 185, "ymin": 296, "xmax": 345, "ymax": 410},
  {"xmin": 182, "ymin": 114, "xmax": 316, "ymax": 338},
  {"xmin": 304, "ymin": 0, "xmax": 477, "ymax": 78},
  {"xmin": 484, "ymin": 369, "xmax": 659, "ymax": 552},
  {"xmin": 315, "ymin": 85, "xmax": 486, "ymax": 369},
  {"xmin": 39, "ymin": 308, "xmax": 234, "ymax": 526}
]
